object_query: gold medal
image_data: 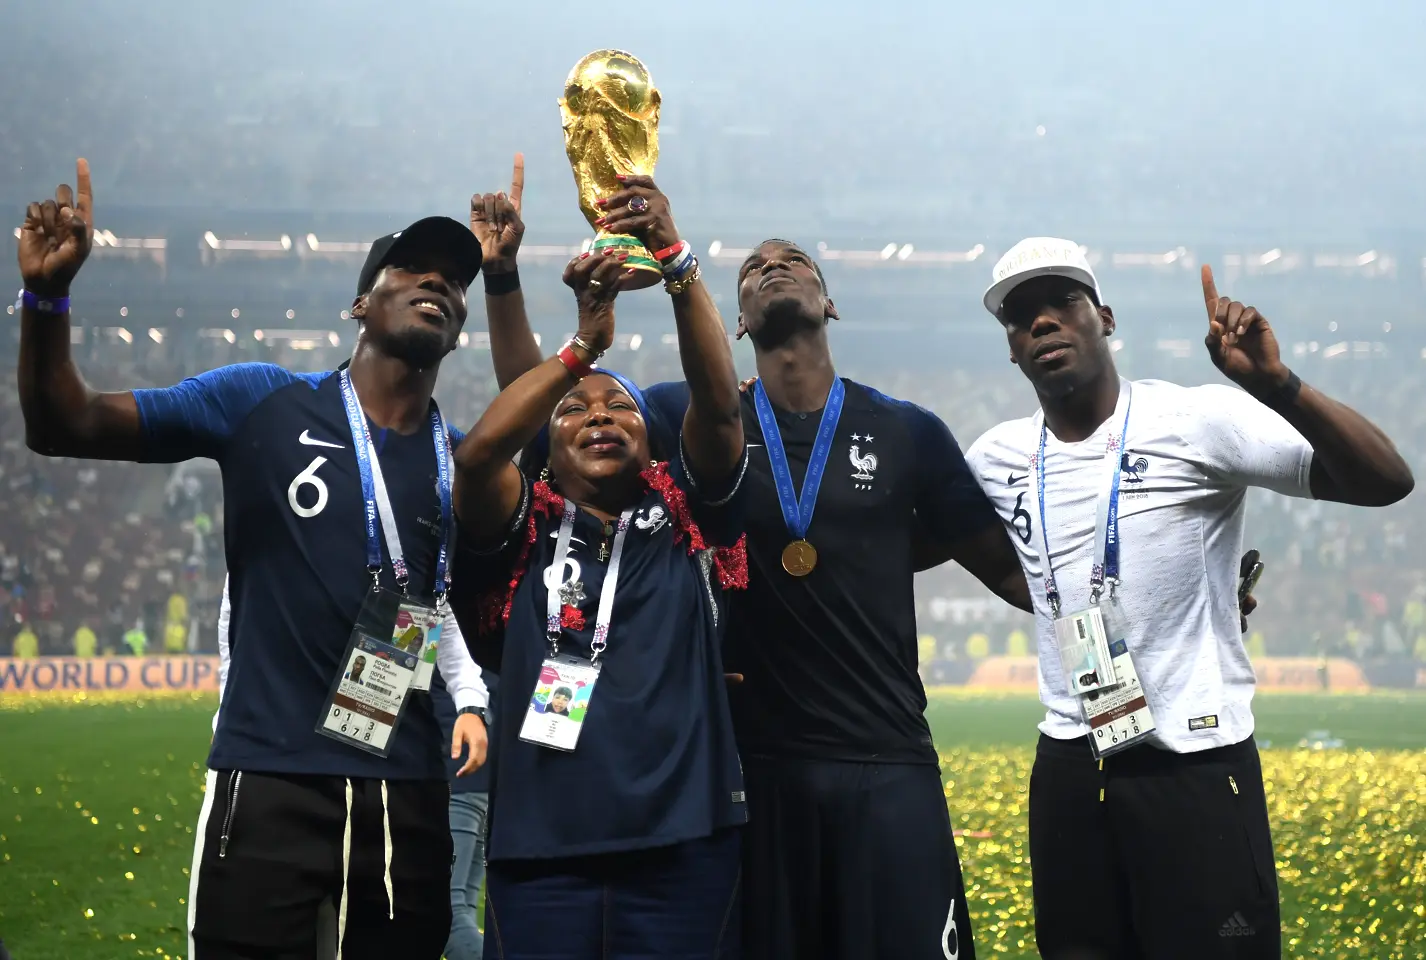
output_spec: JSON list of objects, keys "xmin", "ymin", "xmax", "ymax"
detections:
[{"xmin": 781, "ymin": 540, "xmax": 818, "ymax": 577}]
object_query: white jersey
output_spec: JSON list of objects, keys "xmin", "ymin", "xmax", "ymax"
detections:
[{"xmin": 966, "ymin": 378, "xmax": 1314, "ymax": 753}]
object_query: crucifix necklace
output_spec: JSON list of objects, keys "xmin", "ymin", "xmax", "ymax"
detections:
[{"xmin": 597, "ymin": 519, "xmax": 615, "ymax": 562}]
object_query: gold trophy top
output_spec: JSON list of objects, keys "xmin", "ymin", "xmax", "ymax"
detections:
[{"xmin": 559, "ymin": 50, "xmax": 661, "ymax": 231}]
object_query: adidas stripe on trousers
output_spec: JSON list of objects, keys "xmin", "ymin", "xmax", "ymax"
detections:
[{"xmin": 1028, "ymin": 733, "xmax": 1280, "ymax": 960}]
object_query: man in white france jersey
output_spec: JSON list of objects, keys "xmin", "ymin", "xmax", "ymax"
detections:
[{"xmin": 965, "ymin": 238, "xmax": 1413, "ymax": 960}]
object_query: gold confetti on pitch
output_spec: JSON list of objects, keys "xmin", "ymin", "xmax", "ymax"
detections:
[{"xmin": 936, "ymin": 747, "xmax": 1424, "ymax": 958}]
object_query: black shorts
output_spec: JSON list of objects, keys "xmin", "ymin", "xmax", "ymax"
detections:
[
  {"xmin": 1029, "ymin": 733, "xmax": 1280, "ymax": 960},
  {"xmin": 740, "ymin": 756, "xmax": 975, "ymax": 960},
  {"xmin": 187, "ymin": 770, "xmax": 452, "ymax": 960}
]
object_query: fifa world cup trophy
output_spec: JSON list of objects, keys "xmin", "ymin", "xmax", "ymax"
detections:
[{"xmin": 559, "ymin": 50, "xmax": 663, "ymax": 288}]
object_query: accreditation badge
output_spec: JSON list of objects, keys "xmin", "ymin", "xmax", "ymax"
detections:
[
  {"xmin": 315, "ymin": 585, "xmax": 420, "ymax": 756},
  {"xmin": 1080, "ymin": 596, "xmax": 1156, "ymax": 758},
  {"xmin": 1053, "ymin": 606, "xmax": 1118, "ymax": 696},
  {"xmin": 400, "ymin": 602, "xmax": 443, "ymax": 693},
  {"xmin": 518, "ymin": 655, "xmax": 600, "ymax": 752}
]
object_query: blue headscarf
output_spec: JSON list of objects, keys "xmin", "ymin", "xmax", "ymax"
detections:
[
  {"xmin": 597, "ymin": 369, "xmax": 650, "ymax": 423},
  {"xmin": 526, "ymin": 368, "xmax": 669, "ymax": 473}
]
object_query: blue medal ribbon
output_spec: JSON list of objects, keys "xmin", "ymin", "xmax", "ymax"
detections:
[
  {"xmin": 339, "ymin": 368, "xmax": 452, "ymax": 600},
  {"xmin": 753, "ymin": 377, "xmax": 846, "ymax": 543}
]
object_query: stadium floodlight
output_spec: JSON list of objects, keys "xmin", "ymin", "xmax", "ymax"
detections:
[
  {"xmin": 148, "ymin": 328, "xmax": 163, "ymax": 343},
  {"xmin": 458, "ymin": 332, "xmax": 470, "ymax": 347},
  {"xmin": 231, "ymin": 308, "xmax": 240, "ymax": 319},
  {"xmin": 340, "ymin": 310, "xmax": 350, "ymax": 321},
  {"xmin": 897, "ymin": 244, "xmax": 914, "ymax": 261},
  {"xmin": 116, "ymin": 328, "xmax": 132, "ymax": 343},
  {"xmin": 880, "ymin": 243, "xmax": 898, "ymax": 260},
  {"xmin": 1261, "ymin": 249, "xmax": 1282, "ymax": 265},
  {"xmin": 280, "ymin": 235, "xmax": 292, "ymax": 251},
  {"xmin": 1358, "ymin": 251, "xmax": 1377, "ymax": 265},
  {"xmin": 968, "ymin": 244, "xmax": 986, "ymax": 260},
  {"xmin": 629, "ymin": 334, "xmax": 643, "ymax": 351},
  {"xmin": 223, "ymin": 330, "xmax": 236, "ymax": 344},
  {"xmin": 204, "ymin": 232, "xmax": 220, "ymax": 249},
  {"xmin": 254, "ymin": 330, "xmax": 265, "ymax": 341},
  {"xmin": 119, "ymin": 307, "xmax": 128, "ymax": 317},
  {"xmin": 328, "ymin": 332, "xmax": 340, "ymax": 347},
  {"xmin": 708, "ymin": 240, "xmax": 723, "ymax": 257},
  {"xmin": 307, "ymin": 234, "xmax": 320, "ymax": 251},
  {"xmin": 286, "ymin": 309, "xmax": 296, "ymax": 320}
]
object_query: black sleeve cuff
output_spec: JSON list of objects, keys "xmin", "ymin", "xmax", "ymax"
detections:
[
  {"xmin": 679, "ymin": 432, "xmax": 750, "ymax": 508},
  {"xmin": 462, "ymin": 473, "xmax": 532, "ymax": 556},
  {"xmin": 484, "ymin": 268, "xmax": 521, "ymax": 297}
]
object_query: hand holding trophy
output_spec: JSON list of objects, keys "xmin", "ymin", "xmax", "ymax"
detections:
[{"xmin": 559, "ymin": 50, "xmax": 663, "ymax": 289}]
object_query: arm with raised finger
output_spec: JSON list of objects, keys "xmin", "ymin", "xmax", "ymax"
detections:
[
  {"xmin": 453, "ymin": 252, "xmax": 629, "ymax": 545},
  {"xmin": 471, "ymin": 153, "xmax": 544, "ymax": 389},
  {"xmin": 1201, "ymin": 265, "xmax": 1413, "ymax": 506},
  {"xmin": 17, "ymin": 159, "xmax": 148, "ymax": 460},
  {"xmin": 599, "ymin": 175, "xmax": 743, "ymax": 487}
]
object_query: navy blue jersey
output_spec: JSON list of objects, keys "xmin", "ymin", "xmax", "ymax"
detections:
[
  {"xmin": 433, "ymin": 673, "xmax": 499, "ymax": 794},
  {"xmin": 134, "ymin": 362, "xmax": 462, "ymax": 780},
  {"xmin": 449, "ymin": 445, "xmax": 749, "ymax": 861},
  {"xmin": 642, "ymin": 379, "xmax": 999, "ymax": 764}
]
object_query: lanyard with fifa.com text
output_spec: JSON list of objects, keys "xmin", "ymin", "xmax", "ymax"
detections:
[
  {"xmin": 338, "ymin": 368, "xmax": 453, "ymax": 604},
  {"xmin": 1027, "ymin": 379, "xmax": 1133, "ymax": 618}
]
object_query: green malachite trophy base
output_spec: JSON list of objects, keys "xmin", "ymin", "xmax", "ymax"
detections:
[{"xmin": 592, "ymin": 233, "xmax": 663, "ymax": 290}]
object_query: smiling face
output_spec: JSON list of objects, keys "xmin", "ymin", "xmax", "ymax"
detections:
[
  {"xmin": 352, "ymin": 249, "xmax": 470, "ymax": 369},
  {"xmin": 547, "ymin": 373, "xmax": 651, "ymax": 501},
  {"xmin": 998, "ymin": 275, "xmax": 1116, "ymax": 400},
  {"xmin": 735, "ymin": 239, "xmax": 836, "ymax": 349}
]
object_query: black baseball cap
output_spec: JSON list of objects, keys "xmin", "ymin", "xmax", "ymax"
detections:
[{"xmin": 357, "ymin": 216, "xmax": 483, "ymax": 296}]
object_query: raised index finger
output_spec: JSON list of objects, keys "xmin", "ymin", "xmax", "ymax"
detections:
[
  {"xmin": 1200, "ymin": 264, "xmax": 1219, "ymax": 319},
  {"xmin": 509, "ymin": 153, "xmax": 525, "ymax": 212},
  {"xmin": 75, "ymin": 158, "xmax": 94, "ymax": 228}
]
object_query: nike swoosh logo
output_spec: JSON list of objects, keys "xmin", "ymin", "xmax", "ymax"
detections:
[
  {"xmin": 1007, "ymin": 473, "xmax": 1027, "ymax": 485},
  {"xmin": 299, "ymin": 430, "xmax": 345, "ymax": 449}
]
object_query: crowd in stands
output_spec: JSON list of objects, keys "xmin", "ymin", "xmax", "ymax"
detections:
[{"xmin": 3, "ymin": 324, "xmax": 1424, "ymax": 672}]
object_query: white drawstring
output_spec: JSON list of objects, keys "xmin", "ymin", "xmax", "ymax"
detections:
[
  {"xmin": 336, "ymin": 779, "xmax": 353, "ymax": 959},
  {"xmin": 380, "ymin": 779, "xmax": 394, "ymax": 920}
]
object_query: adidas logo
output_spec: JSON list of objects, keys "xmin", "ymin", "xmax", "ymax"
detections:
[{"xmin": 1219, "ymin": 912, "xmax": 1256, "ymax": 937}]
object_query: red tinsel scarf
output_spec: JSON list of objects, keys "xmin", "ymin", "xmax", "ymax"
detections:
[{"xmin": 473, "ymin": 463, "xmax": 748, "ymax": 635}]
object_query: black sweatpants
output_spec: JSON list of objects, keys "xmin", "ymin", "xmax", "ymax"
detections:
[
  {"xmin": 740, "ymin": 756, "xmax": 975, "ymax": 960},
  {"xmin": 1029, "ymin": 734, "xmax": 1280, "ymax": 960},
  {"xmin": 187, "ymin": 770, "xmax": 452, "ymax": 960}
]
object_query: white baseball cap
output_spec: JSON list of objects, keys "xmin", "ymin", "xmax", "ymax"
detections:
[{"xmin": 982, "ymin": 237, "xmax": 1102, "ymax": 318}]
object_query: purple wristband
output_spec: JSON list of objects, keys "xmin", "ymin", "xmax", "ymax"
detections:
[{"xmin": 22, "ymin": 290, "xmax": 71, "ymax": 314}]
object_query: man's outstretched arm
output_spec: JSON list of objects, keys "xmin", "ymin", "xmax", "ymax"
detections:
[{"xmin": 17, "ymin": 158, "xmax": 145, "ymax": 460}]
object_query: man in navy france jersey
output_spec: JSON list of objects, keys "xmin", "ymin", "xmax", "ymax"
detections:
[
  {"xmin": 966, "ymin": 238, "xmax": 1413, "ymax": 960},
  {"xmin": 467, "ymin": 172, "xmax": 1027, "ymax": 960},
  {"xmin": 17, "ymin": 159, "xmax": 492, "ymax": 960}
]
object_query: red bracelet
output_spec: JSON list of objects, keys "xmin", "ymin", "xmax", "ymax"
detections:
[
  {"xmin": 557, "ymin": 342, "xmax": 593, "ymax": 379},
  {"xmin": 653, "ymin": 240, "xmax": 686, "ymax": 263}
]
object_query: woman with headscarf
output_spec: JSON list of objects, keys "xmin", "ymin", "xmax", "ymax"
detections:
[{"xmin": 450, "ymin": 177, "xmax": 748, "ymax": 959}]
